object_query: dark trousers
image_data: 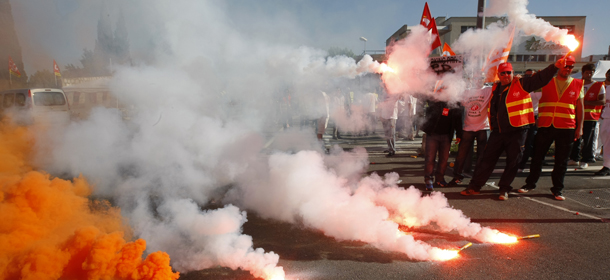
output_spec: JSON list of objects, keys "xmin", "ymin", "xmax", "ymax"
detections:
[
  {"xmin": 424, "ymin": 133, "xmax": 451, "ymax": 184},
  {"xmin": 570, "ymin": 121, "xmax": 597, "ymax": 163},
  {"xmin": 453, "ymin": 130, "xmax": 489, "ymax": 180},
  {"xmin": 519, "ymin": 121, "xmax": 538, "ymax": 169},
  {"xmin": 468, "ymin": 129, "xmax": 527, "ymax": 193},
  {"xmin": 525, "ymin": 126, "xmax": 575, "ymax": 194}
]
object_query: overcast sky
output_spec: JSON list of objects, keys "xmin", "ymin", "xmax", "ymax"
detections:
[{"xmin": 10, "ymin": 0, "xmax": 610, "ymax": 73}]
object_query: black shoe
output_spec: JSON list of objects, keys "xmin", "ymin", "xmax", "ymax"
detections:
[
  {"xmin": 518, "ymin": 185, "xmax": 535, "ymax": 193},
  {"xmin": 595, "ymin": 167, "xmax": 610, "ymax": 176},
  {"xmin": 434, "ymin": 181, "xmax": 448, "ymax": 188},
  {"xmin": 447, "ymin": 178, "xmax": 462, "ymax": 187}
]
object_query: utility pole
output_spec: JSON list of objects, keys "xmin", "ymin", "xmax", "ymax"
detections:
[{"xmin": 476, "ymin": 0, "xmax": 486, "ymax": 29}]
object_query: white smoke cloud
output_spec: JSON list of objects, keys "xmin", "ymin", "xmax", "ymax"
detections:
[
  {"xmin": 229, "ymin": 150, "xmax": 510, "ymax": 261},
  {"xmin": 486, "ymin": 0, "xmax": 570, "ymax": 44}
]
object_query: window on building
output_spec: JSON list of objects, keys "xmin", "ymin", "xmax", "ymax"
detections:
[
  {"xmin": 507, "ymin": 55, "xmax": 514, "ymax": 62},
  {"xmin": 548, "ymin": 55, "xmax": 567, "ymax": 62},
  {"xmin": 554, "ymin": 25, "xmax": 575, "ymax": 35},
  {"xmin": 460, "ymin": 26, "xmax": 476, "ymax": 33}
]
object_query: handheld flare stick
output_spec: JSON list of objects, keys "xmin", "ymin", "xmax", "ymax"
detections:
[
  {"xmin": 518, "ymin": 234, "xmax": 540, "ymax": 240},
  {"xmin": 561, "ymin": 35, "xmax": 580, "ymax": 61},
  {"xmin": 458, "ymin": 242, "xmax": 473, "ymax": 251}
]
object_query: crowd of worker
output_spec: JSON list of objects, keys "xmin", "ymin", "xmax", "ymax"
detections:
[{"xmin": 274, "ymin": 56, "xmax": 609, "ymax": 201}]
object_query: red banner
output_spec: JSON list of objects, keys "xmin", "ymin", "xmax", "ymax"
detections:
[
  {"xmin": 8, "ymin": 56, "xmax": 21, "ymax": 78},
  {"xmin": 420, "ymin": 2, "xmax": 442, "ymax": 51},
  {"xmin": 53, "ymin": 60, "xmax": 61, "ymax": 77}
]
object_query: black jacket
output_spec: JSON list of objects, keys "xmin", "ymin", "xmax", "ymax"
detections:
[
  {"xmin": 489, "ymin": 63, "xmax": 558, "ymax": 133},
  {"xmin": 422, "ymin": 100, "xmax": 463, "ymax": 138}
]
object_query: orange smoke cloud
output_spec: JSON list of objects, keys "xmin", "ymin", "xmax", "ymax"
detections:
[{"xmin": 0, "ymin": 119, "xmax": 179, "ymax": 280}]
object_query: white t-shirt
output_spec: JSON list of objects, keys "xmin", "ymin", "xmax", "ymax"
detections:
[
  {"xmin": 602, "ymin": 85, "xmax": 610, "ymax": 119},
  {"xmin": 462, "ymin": 86, "xmax": 492, "ymax": 131}
]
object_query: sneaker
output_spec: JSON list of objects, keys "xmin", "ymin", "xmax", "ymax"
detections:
[
  {"xmin": 499, "ymin": 192, "xmax": 509, "ymax": 201},
  {"xmin": 579, "ymin": 162, "xmax": 589, "ymax": 169},
  {"xmin": 435, "ymin": 181, "xmax": 448, "ymax": 188},
  {"xmin": 460, "ymin": 189, "xmax": 481, "ymax": 196},
  {"xmin": 448, "ymin": 178, "xmax": 462, "ymax": 187},
  {"xmin": 553, "ymin": 193, "xmax": 566, "ymax": 201},
  {"xmin": 425, "ymin": 184, "xmax": 434, "ymax": 191},
  {"xmin": 567, "ymin": 160, "xmax": 579, "ymax": 166},
  {"xmin": 595, "ymin": 167, "xmax": 610, "ymax": 176},
  {"xmin": 518, "ymin": 185, "xmax": 535, "ymax": 193}
]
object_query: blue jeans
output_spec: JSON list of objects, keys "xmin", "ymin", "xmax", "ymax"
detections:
[
  {"xmin": 424, "ymin": 133, "xmax": 452, "ymax": 184},
  {"xmin": 453, "ymin": 130, "xmax": 489, "ymax": 180}
]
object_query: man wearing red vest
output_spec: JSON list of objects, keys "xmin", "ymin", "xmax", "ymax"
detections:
[
  {"xmin": 519, "ymin": 56, "xmax": 585, "ymax": 200},
  {"xmin": 461, "ymin": 60, "xmax": 562, "ymax": 200},
  {"xmin": 568, "ymin": 63, "xmax": 606, "ymax": 168}
]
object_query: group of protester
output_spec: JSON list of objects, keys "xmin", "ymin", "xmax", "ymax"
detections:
[{"xmin": 423, "ymin": 56, "xmax": 609, "ymax": 201}]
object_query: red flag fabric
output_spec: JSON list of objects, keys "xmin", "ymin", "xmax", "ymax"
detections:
[
  {"xmin": 420, "ymin": 2, "xmax": 442, "ymax": 51},
  {"xmin": 8, "ymin": 56, "xmax": 21, "ymax": 78},
  {"xmin": 483, "ymin": 24, "xmax": 516, "ymax": 83},
  {"xmin": 53, "ymin": 60, "xmax": 61, "ymax": 77},
  {"xmin": 441, "ymin": 43, "xmax": 456, "ymax": 57}
]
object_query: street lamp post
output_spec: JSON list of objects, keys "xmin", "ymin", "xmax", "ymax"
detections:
[{"xmin": 360, "ymin": 37, "xmax": 367, "ymax": 55}]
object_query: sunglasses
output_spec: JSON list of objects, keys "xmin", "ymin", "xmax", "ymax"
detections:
[
  {"xmin": 563, "ymin": 65, "xmax": 574, "ymax": 69},
  {"xmin": 499, "ymin": 71, "xmax": 512, "ymax": 76}
]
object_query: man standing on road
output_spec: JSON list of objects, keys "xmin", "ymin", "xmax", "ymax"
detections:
[
  {"xmin": 422, "ymin": 98, "xmax": 462, "ymax": 190},
  {"xmin": 568, "ymin": 63, "xmax": 605, "ymax": 169},
  {"xmin": 460, "ymin": 60, "xmax": 562, "ymax": 200},
  {"xmin": 448, "ymin": 85, "xmax": 492, "ymax": 187},
  {"xmin": 594, "ymin": 69, "xmax": 610, "ymax": 176},
  {"xmin": 518, "ymin": 56, "xmax": 584, "ymax": 200}
]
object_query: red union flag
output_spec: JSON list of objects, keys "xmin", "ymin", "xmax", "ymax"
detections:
[
  {"xmin": 483, "ymin": 24, "xmax": 515, "ymax": 83},
  {"xmin": 8, "ymin": 56, "xmax": 21, "ymax": 78},
  {"xmin": 53, "ymin": 60, "xmax": 61, "ymax": 77},
  {"xmin": 441, "ymin": 43, "xmax": 456, "ymax": 57},
  {"xmin": 420, "ymin": 2, "xmax": 442, "ymax": 52}
]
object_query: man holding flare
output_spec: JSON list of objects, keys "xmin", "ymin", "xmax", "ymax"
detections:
[{"xmin": 461, "ymin": 58, "xmax": 567, "ymax": 200}]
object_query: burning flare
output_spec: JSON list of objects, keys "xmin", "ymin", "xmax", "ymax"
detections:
[
  {"xmin": 489, "ymin": 232, "xmax": 519, "ymax": 244},
  {"xmin": 378, "ymin": 63, "xmax": 396, "ymax": 74},
  {"xmin": 560, "ymin": 34, "xmax": 580, "ymax": 52}
]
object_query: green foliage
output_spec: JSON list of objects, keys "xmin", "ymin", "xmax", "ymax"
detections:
[
  {"xmin": 327, "ymin": 47, "xmax": 356, "ymax": 59},
  {"xmin": 28, "ymin": 69, "xmax": 58, "ymax": 88}
]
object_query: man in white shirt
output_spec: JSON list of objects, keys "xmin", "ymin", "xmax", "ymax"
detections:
[
  {"xmin": 595, "ymin": 69, "xmax": 610, "ymax": 176},
  {"xmin": 448, "ymin": 85, "xmax": 492, "ymax": 187}
]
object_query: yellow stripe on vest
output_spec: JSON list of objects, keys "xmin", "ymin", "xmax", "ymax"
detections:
[
  {"xmin": 508, "ymin": 108, "xmax": 534, "ymax": 117},
  {"xmin": 539, "ymin": 102, "xmax": 575, "ymax": 109}
]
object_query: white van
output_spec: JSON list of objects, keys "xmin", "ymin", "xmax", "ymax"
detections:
[{"xmin": 0, "ymin": 88, "xmax": 71, "ymax": 127}]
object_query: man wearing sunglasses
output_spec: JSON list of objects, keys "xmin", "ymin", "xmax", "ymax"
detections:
[
  {"xmin": 518, "ymin": 56, "xmax": 585, "ymax": 200},
  {"xmin": 461, "ymin": 58, "xmax": 564, "ymax": 200}
]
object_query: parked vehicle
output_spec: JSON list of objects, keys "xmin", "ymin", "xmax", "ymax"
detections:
[{"xmin": 0, "ymin": 88, "xmax": 71, "ymax": 127}]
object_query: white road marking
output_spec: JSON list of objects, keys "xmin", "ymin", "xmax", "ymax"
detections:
[{"xmin": 484, "ymin": 182, "xmax": 604, "ymax": 221}]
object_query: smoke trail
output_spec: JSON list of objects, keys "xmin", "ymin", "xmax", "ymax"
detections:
[
  {"xmin": 381, "ymin": 25, "xmax": 467, "ymax": 104},
  {"xmin": 229, "ymin": 149, "xmax": 509, "ymax": 261},
  {"xmin": 486, "ymin": 0, "xmax": 571, "ymax": 44},
  {"xmin": 0, "ymin": 120, "xmax": 178, "ymax": 280}
]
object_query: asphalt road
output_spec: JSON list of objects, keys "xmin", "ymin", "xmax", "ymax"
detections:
[{"xmin": 182, "ymin": 129, "xmax": 610, "ymax": 280}]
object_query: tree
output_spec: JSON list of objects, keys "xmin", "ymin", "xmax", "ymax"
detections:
[
  {"xmin": 327, "ymin": 47, "xmax": 356, "ymax": 59},
  {"xmin": 28, "ymin": 69, "xmax": 58, "ymax": 88}
]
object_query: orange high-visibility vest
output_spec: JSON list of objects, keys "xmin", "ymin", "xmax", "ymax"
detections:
[
  {"xmin": 491, "ymin": 79, "xmax": 535, "ymax": 127},
  {"xmin": 538, "ymin": 77, "xmax": 584, "ymax": 129},
  {"xmin": 584, "ymin": 81, "xmax": 604, "ymax": 121}
]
